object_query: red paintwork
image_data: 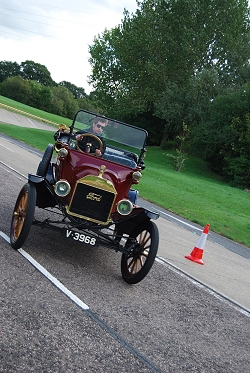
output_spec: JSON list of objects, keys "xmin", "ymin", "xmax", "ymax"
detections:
[{"xmin": 55, "ymin": 147, "xmax": 140, "ymax": 212}]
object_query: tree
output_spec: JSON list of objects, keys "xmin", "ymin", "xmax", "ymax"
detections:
[
  {"xmin": 20, "ymin": 60, "xmax": 55, "ymax": 87},
  {"xmin": 155, "ymin": 68, "xmax": 220, "ymax": 143},
  {"xmin": 89, "ymin": 27, "xmax": 126, "ymax": 112},
  {"xmin": 29, "ymin": 81, "xmax": 52, "ymax": 111},
  {"xmin": 51, "ymin": 86, "xmax": 79, "ymax": 118},
  {"xmin": 77, "ymin": 97, "xmax": 100, "ymax": 112},
  {"xmin": 58, "ymin": 81, "xmax": 86, "ymax": 99},
  {"xmin": 89, "ymin": 0, "xmax": 250, "ymax": 142},
  {"xmin": 0, "ymin": 76, "xmax": 31, "ymax": 105},
  {"xmin": 164, "ymin": 122, "xmax": 190, "ymax": 171},
  {"xmin": 0, "ymin": 61, "xmax": 21, "ymax": 83},
  {"xmin": 222, "ymin": 114, "xmax": 250, "ymax": 187},
  {"xmin": 191, "ymin": 82, "xmax": 250, "ymax": 186}
]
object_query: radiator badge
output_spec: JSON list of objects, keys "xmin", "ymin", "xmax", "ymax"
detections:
[{"xmin": 86, "ymin": 192, "xmax": 102, "ymax": 201}]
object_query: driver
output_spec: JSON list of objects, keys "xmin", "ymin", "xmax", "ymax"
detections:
[{"xmin": 75, "ymin": 117, "xmax": 108, "ymax": 156}]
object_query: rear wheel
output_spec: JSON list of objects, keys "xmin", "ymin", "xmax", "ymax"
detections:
[
  {"xmin": 36, "ymin": 144, "xmax": 54, "ymax": 177},
  {"xmin": 121, "ymin": 220, "xmax": 159, "ymax": 284},
  {"xmin": 10, "ymin": 183, "xmax": 36, "ymax": 249}
]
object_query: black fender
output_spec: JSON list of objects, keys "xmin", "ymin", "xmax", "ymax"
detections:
[
  {"xmin": 113, "ymin": 206, "xmax": 159, "ymax": 236},
  {"xmin": 28, "ymin": 174, "xmax": 57, "ymax": 208}
]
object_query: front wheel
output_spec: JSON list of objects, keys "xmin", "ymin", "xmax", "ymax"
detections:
[
  {"xmin": 10, "ymin": 183, "xmax": 36, "ymax": 249},
  {"xmin": 121, "ymin": 220, "xmax": 159, "ymax": 284}
]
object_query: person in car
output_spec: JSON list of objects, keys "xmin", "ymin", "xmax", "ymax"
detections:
[{"xmin": 75, "ymin": 117, "xmax": 108, "ymax": 156}]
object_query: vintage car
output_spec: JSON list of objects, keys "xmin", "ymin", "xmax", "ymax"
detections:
[{"xmin": 10, "ymin": 110, "xmax": 159, "ymax": 284}]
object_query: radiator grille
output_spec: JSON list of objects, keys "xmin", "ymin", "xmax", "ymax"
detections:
[{"xmin": 67, "ymin": 182, "xmax": 116, "ymax": 224}]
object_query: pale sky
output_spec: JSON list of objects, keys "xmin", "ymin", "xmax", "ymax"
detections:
[{"xmin": 0, "ymin": 0, "xmax": 138, "ymax": 93}]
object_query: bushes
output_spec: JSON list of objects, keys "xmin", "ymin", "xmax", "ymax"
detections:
[
  {"xmin": 0, "ymin": 60, "xmax": 98, "ymax": 119},
  {"xmin": 191, "ymin": 84, "xmax": 250, "ymax": 188},
  {"xmin": 0, "ymin": 76, "xmax": 79, "ymax": 119},
  {"xmin": 51, "ymin": 86, "xmax": 78, "ymax": 118},
  {"xmin": 0, "ymin": 76, "xmax": 32, "ymax": 105},
  {"xmin": 223, "ymin": 156, "xmax": 250, "ymax": 187}
]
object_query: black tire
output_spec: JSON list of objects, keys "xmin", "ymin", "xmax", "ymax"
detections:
[
  {"xmin": 10, "ymin": 183, "xmax": 36, "ymax": 249},
  {"xmin": 36, "ymin": 144, "xmax": 54, "ymax": 177},
  {"xmin": 121, "ymin": 220, "xmax": 159, "ymax": 284}
]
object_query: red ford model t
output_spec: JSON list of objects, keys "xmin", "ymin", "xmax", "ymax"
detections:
[{"xmin": 10, "ymin": 110, "xmax": 159, "ymax": 284}]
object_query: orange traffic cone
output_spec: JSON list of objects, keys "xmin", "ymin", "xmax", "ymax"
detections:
[{"xmin": 185, "ymin": 224, "xmax": 210, "ymax": 265}]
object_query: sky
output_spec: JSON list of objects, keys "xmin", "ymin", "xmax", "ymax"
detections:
[{"xmin": 0, "ymin": 0, "xmax": 138, "ymax": 93}]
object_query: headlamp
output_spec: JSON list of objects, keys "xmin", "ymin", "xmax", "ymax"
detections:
[
  {"xmin": 117, "ymin": 199, "xmax": 133, "ymax": 215},
  {"xmin": 54, "ymin": 180, "xmax": 71, "ymax": 197},
  {"xmin": 132, "ymin": 171, "xmax": 142, "ymax": 182}
]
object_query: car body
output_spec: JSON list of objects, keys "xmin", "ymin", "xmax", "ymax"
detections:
[{"xmin": 10, "ymin": 110, "xmax": 159, "ymax": 284}]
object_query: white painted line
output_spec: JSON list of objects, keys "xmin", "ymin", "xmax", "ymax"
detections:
[
  {"xmin": 0, "ymin": 231, "xmax": 10, "ymax": 243},
  {"xmin": 1, "ymin": 231, "xmax": 249, "ymax": 317},
  {"xmin": 0, "ymin": 164, "xmax": 10, "ymax": 173},
  {"xmin": 0, "ymin": 142, "xmax": 14, "ymax": 152},
  {"xmin": 0, "ymin": 161, "xmax": 27, "ymax": 179},
  {"xmin": 0, "ymin": 231, "xmax": 89, "ymax": 310},
  {"xmin": 0, "ymin": 135, "xmax": 42, "ymax": 157},
  {"xmin": 155, "ymin": 209, "xmax": 203, "ymax": 231},
  {"xmin": 156, "ymin": 256, "xmax": 250, "ymax": 317},
  {"xmin": 27, "ymin": 118, "xmax": 38, "ymax": 127}
]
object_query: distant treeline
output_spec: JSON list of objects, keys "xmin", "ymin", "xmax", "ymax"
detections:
[{"xmin": 0, "ymin": 60, "xmax": 100, "ymax": 119}]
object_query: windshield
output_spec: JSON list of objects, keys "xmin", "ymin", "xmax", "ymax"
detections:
[{"xmin": 70, "ymin": 110, "xmax": 148, "ymax": 156}]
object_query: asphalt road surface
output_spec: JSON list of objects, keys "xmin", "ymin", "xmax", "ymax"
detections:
[{"xmin": 0, "ymin": 110, "xmax": 250, "ymax": 372}]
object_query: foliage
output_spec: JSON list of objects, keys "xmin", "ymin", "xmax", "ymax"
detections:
[
  {"xmin": 0, "ymin": 61, "xmax": 20, "ymax": 83},
  {"xmin": 0, "ymin": 76, "xmax": 32, "ymax": 105},
  {"xmin": 88, "ymin": 0, "xmax": 250, "ymax": 186},
  {"xmin": 163, "ymin": 122, "xmax": 189, "ymax": 171},
  {"xmin": 191, "ymin": 83, "xmax": 250, "ymax": 187},
  {"xmin": 160, "ymin": 139, "xmax": 176, "ymax": 150},
  {"xmin": 76, "ymin": 97, "xmax": 102, "ymax": 112},
  {"xmin": 0, "ymin": 66, "xmax": 100, "ymax": 119},
  {"xmin": 0, "ymin": 76, "xmax": 55, "ymax": 113},
  {"xmin": 89, "ymin": 0, "xmax": 250, "ymax": 124},
  {"xmin": 29, "ymin": 80, "xmax": 53, "ymax": 112},
  {"xmin": 0, "ymin": 60, "xmax": 56, "ymax": 86},
  {"xmin": 58, "ymin": 81, "xmax": 86, "ymax": 99},
  {"xmin": 155, "ymin": 69, "xmax": 220, "ymax": 143},
  {"xmin": 51, "ymin": 85, "xmax": 79, "ymax": 118},
  {"xmin": 20, "ymin": 60, "xmax": 55, "ymax": 87},
  {"xmin": 222, "ymin": 114, "xmax": 250, "ymax": 186},
  {"xmin": 0, "ymin": 60, "xmax": 100, "ymax": 118}
]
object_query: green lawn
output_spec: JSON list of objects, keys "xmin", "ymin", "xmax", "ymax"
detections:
[
  {"xmin": 1, "ymin": 96, "xmax": 250, "ymax": 248},
  {"xmin": 138, "ymin": 147, "xmax": 250, "ymax": 245}
]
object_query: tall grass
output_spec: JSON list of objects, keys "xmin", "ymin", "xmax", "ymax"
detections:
[{"xmin": 1, "ymin": 96, "xmax": 250, "ymax": 248}]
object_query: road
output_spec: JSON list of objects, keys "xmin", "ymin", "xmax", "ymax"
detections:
[{"xmin": 0, "ymin": 109, "xmax": 249, "ymax": 372}]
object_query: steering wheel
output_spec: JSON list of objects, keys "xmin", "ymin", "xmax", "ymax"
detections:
[{"xmin": 76, "ymin": 133, "xmax": 103, "ymax": 154}]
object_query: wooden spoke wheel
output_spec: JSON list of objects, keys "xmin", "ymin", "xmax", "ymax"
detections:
[
  {"xmin": 121, "ymin": 220, "xmax": 159, "ymax": 284},
  {"xmin": 10, "ymin": 183, "xmax": 36, "ymax": 249}
]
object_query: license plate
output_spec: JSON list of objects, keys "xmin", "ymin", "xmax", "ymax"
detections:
[{"xmin": 63, "ymin": 229, "xmax": 98, "ymax": 246}]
